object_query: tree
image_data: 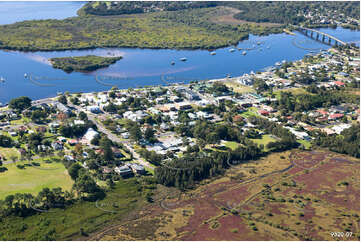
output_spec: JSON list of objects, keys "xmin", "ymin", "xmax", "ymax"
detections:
[
  {"xmin": 73, "ymin": 173, "xmax": 99, "ymax": 197},
  {"xmin": 129, "ymin": 125, "xmax": 142, "ymax": 143},
  {"xmin": 58, "ymin": 95, "xmax": 67, "ymax": 105},
  {"xmin": 144, "ymin": 128, "xmax": 157, "ymax": 143},
  {"xmin": 78, "ymin": 111, "xmax": 88, "ymax": 121},
  {"xmin": 30, "ymin": 109, "xmax": 47, "ymax": 123},
  {"xmin": 74, "ymin": 143, "xmax": 83, "ymax": 158},
  {"xmin": 9, "ymin": 96, "xmax": 32, "ymax": 111},
  {"xmin": 68, "ymin": 163, "xmax": 83, "ymax": 180},
  {"xmin": 100, "ymin": 136, "xmax": 113, "ymax": 161},
  {"xmin": 0, "ymin": 135, "xmax": 13, "ymax": 147}
]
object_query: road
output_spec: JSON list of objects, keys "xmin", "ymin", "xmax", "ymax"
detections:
[{"xmin": 67, "ymin": 103, "xmax": 154, "ymax": 170}]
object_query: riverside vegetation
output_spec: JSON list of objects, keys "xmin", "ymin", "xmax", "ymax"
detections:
[{"xmin": 0, "ymin": 2, "xmax": 358, "ymax": 52}]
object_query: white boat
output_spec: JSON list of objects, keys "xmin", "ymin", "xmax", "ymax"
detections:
[
  {"xmin": 257, "ymin": 41, "xmax": 261, "ymax": 45},
  {"xmin": 24, "ymin": 73, "xmax": 28, "ymax": 78},
  {"xmin": 171, "ymin": 61, "xmax": 175, "ymax": 65},
  {"xmin": 180, "ymin": 57, "xmax": 187, "ymax": 61},
  {"xmin": 0, "ymin": 77, "xmax": 5, "ymax": 82},
  {"xmin": 267, "ymin": 46, "xmax": 270, "ymax": 49},
  {"xmin": 242, "ymin": 51, "xmax": 247, "ymax": 55},
  {"xmin": 275, "ymin": 62, "xmax": 281, "ymax": 66},
  {"xmin": 229, "ymin": 48, "xmax": 236, "ymax": 52},
  {"xmin": 210, "ymin": 51, "xmax": 216, "ymax": 55}
]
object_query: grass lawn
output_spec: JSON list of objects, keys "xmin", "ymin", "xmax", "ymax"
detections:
[
  {"xmin": 274, "ymin": 87, "xmax": 311, "ymax": 99},
  {"xmin": 224, "ymin": 80, "xmax": 254, "ymax": 94},
  {"xmin": 0, "ymin": 178, "xmax": 145, "ymax": 240},
  {"xmin": 241, "ymin": 107, "xmax": 259, "ymax": 118},
  {"xmin": 250, "ymin": 134, "xmax": 277, "ymax": 151},
  {"xmin": 0, "ymin": 159, "xmax": 73, "ymax": 199},
  {"xmin": 0, "ymin": 147, "xmax": 20, "ymax": 160},
  {"xmin": 297, "ymin": 139, "xmax": 312, "ymax": 149},
  {"xmin": 224, "ymin": 141, "xmax": 241, "ymax": 150}
]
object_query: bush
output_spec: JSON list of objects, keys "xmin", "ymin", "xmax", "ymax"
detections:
[
  {"xmin": 16, "ymin": 164, "xmax": 25, "ymax": 169},
  {"xmin": 0, "ymin": 167, "xmax": 8, "ymax": 172}
]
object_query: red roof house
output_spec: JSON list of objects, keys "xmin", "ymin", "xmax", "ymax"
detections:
[
  {"xmin": 317, "ymin": 109, "xmax": 329, "ymax": 116},
  {"xmin": 329, "ymin": 113, "xmax": 344, "ymax": 120},
  {"xmin": 334, "ymin": 81, "xmax": 345, "ymax": 86},
  {"xmin": 258, "ymin": 110, "xmax": 270, "ymax": 116}
]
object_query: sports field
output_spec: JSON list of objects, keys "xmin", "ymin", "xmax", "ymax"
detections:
[{"xmin": 0, "ymin": 159, "xmax": 73, "ymax": 199}]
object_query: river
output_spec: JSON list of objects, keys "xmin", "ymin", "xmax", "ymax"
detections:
[{"xmin": 0, "ymin": 2, "xmax": 359, "ymax": 104}]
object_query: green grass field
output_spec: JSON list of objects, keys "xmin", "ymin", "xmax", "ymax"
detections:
[
  {"xmin": 297, "ymin": 139, "xmax": 312, "ymax": 149},
  {"xmin": 250, "ymin": 134, "xmax": 277, "ymax": 151},
  {"xmin": 224, "ymin": 141, "xmax": 242, "ymax": 150},
  {"xmin": 241, "ymin": 107, "xmax": 259, "ymax": 118},
  {"xmin": 0, "ymin": 159, "xmax": 73, "ymax": 199},
  {"xmin": 224, "ymin": 81, "xmax": 255, "ymax": 94},
  {"xmin": 273, "ymin": 87, "xmax": 311, "ymax": 99},
  {"xmin": 0, "ymin": 178, "xmax": 145, "ymax": 240}
]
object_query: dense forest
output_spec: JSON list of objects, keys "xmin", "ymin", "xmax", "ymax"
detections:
[
  {"xmin": 0, "ymin": 8, "xmax": 250, "ymax": 51},
  {"xmin": 50, "ymin": 55, "xmax": 122, "ymax": 73},
  {"xmin": 155, "ymin": 145, "xmax": 262, "ymax": 190}
]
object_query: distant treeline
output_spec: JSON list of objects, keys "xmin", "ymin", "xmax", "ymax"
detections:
[
  {"xmin": 79, "ymin": 1, "xmax": 219, "ymax": 16},
  {"xmin": 80, "ymin": 1, "xmax": 360, "ymax": 26}
]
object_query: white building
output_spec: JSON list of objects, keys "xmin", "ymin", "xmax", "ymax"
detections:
[{"xmin": 83, "ymin": 128, "xmax": 99, "ymax": 142}]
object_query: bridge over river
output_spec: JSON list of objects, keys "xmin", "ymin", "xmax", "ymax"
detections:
[{"xmin": 293, "ymin": 25, "xmax": 347, "ymax": 46}]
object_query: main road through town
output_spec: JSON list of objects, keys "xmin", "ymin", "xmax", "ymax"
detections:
[{"xmin": 67, "ymin": 102, "xmax": 154, "ymax": 170}]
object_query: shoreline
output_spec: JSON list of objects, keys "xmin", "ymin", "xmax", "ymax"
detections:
[{"xmin": 21, "ymin": 47, "xmax": 334, "ymax": 106}]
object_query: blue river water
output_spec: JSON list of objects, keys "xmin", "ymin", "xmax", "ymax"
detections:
[{"xmin": 0, "ymin": 2, "xmax": 359, "ymax": 104}]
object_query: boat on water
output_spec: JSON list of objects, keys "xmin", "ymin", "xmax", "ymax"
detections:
[
  {"xmin": 210, "ymin": 51, "xmax": 216, "ymax": 55},
  {"xmin": 226, "ymin": 74, "xmax": 231, "ymax": 78},
  {"xmin": 237, "ymin": 47, "xmax": 243, "ymax": 50},
  {"xmin": 229, "ymin": 48, "xmax": 236, "ymax": 52},
  {"xmin": 267, "ymin": 46, "xmax": 270, "ymax": 49},
  {"xmin": 275, "ymin": 62, "xmax": 281, "ymax": 66},
  {"xmin": 242, "ymin": 51, "xmax": 247, "ymax": 55},
  {"xmin": 180, "ymin": 57, "xmax": 187, "ymax": 62},
  {"xmin": 257, "ymin": 41, "xmax": 261, "ymax": 45},
  {"xmin": 171, "ymin": 61, "xmax": 175, "ymax": 65},
  {"xmin": 24, "ymin": 73, "xmax": 28, "ymax": 78},
  {"xmin": 0, "ymin": 77, "xmax": 5, "ymax": 82}
]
